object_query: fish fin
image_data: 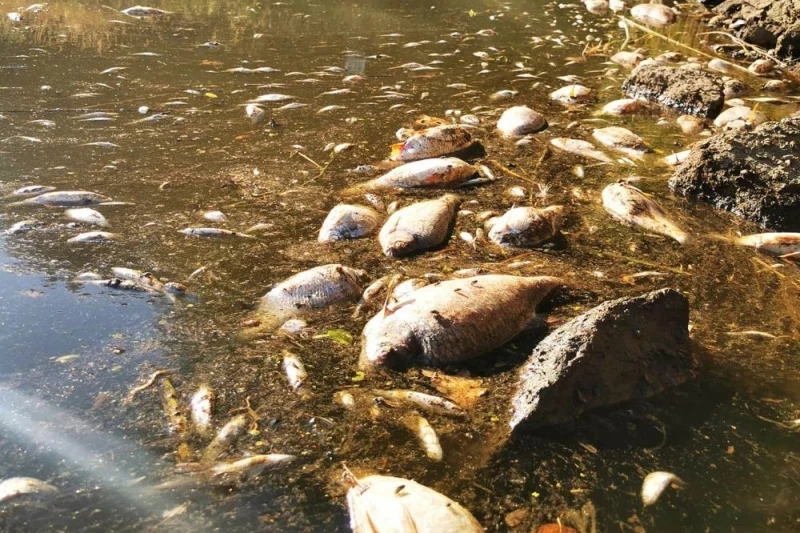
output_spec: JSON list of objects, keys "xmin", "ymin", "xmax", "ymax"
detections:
[{"xmin": 389, "ymin": 142, "xmax": 405, "ymax": 159}]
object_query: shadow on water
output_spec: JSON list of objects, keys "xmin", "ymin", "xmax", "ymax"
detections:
[{"xmin": 0, "ymin": 0, "xmax": 798, "ymax": 531}]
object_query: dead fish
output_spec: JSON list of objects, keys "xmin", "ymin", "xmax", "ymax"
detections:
[
  {"xmin": 549, "ymin": 84, "xmax": 591, "ymax": 105},
  {"xmin": 346, "ymin": 474, "xmax": 483, "ymax": 533},
  {"xmin": 371, "ymin": 389, "xmax": 466, "ymax": 417},
  {"xmin": 121, "ymin": 6, "xmax": 171, "ymax": 17},
  {"xmin": 317, "ymin": 105, "xmax": 346, "ymax": 113},
  {"xmin": 487, "ymin": 205, "xmax": 563, "ymax": 248},
  {"xmin": 676, "ymin": 115, "xmax": 705, "ymax": 135},
  {"xmin": 190, "ymin": 385, "xmax": 214, "ymax": 436},
  {"xmin": 26, "ymin": 119, "xmax": 56, "ymax": 128},
  {"xmin": 100, "ymin": 66, "xmax": 127, "ymax": 75},
  {"xmin": 82, "ymin": 141, "xmax": 120, "ymax": 148},
  {"xmin": 111, "ymin": 267, "xmax": 165, "ymax": 291},
  {"xmin": 713, "ymin": 106, "xmax": 767, "ymax": 130},
  {"xmin": 209, "ymin": 454, "xmax": 296, "ymax": 479},
  {"xmin": 249, "ymin": 93, "xmax": 294, "ymax": 103},
  {"xmin": 602, "ymin": 181, "xmax": 689, "ymax": 244},
  {"xmin": 5, "ymin": 220, "xmax": 40, "ymax": 235},
  {"xmin": 664, "ymin": 150, "xmax": 691, "ymax": 166},
  {"xmin": 378, "ymin": 194, "xmax": 460, "ymax": 257},
  {"xmin": 65, "ymin": 208, "xmax": 109, "ymax": 227},
  {"xmin": 245, "ymin": 104, "xmax": 265, "ymax": 124},
  {"xmin": 179, "ymin": 228, "xmax": 254, "ymax": 238},
  {"xmin": 390, "ymin": 125, "xmax": 473, "ymax": 162},
  {"xmin": 592, "ymin": 126, "xmax": 651, "ymax": 159},
  {"xmin": 630, "ymin": 4, "xmax": 675, "ymax": 27},
  {"xmin": 496, "ymin": 105, "xmax": 547, "ymax": 137},
  {"xmin": 707, "ymin": 58, "xmax": 737, "ymax": 75},
  {"xmin": 748, "ymin": 58, "xmax": 774, "ymax": 75},
  {"xmin": 400, "ymin": 412, "xmax": 443, "ymax": 461},
  {"xmin": 550, "ymin": 137, "xmax": 613, "ymax": 163},
  {"xmin": 283, "ymin": 351, "xmax": 308, "ymax": 394},
  {"xmin": 599, "ymin": 98, "xmax": 644, "ymax": 116},
  {"xmin": 16, "ymin": 190, "xmax": 112, "ymax": 207},
  {"xmin": 489, "ymin": 89, "xmax": 518, "ymax": 101},
  {"xmin": 360, "ymin": 275, "xmax": 563, "ymax": 368},
  {"xmin": 610, "ymin": 51, "xmax": 645, "ymax": 69},
  {"xmin": 67, "ymin": 231, "xmax": 117, "ymax": 243},
  {"xmin": 642, "ymin": 471, "xmax": 683, "ymax": 506},
  {"xmin": 202, "ymin": 210, "xmax": 227, "ymax": 222},
  {"xmin": 318, "ymin": 204, "xmax": 381, "ymax": 242},
  {"xmin": 584, "ymin": 0, "xmax": 609, "ymax": 15},
  {"xmin": 0, "ymin": 477, "xmax": 57, "ymax": 503},
  {"xmin": 729, "ymin": 233, "xmax": 800, "ymax": 257},
  {"xmin": 350, "ymin": 158, "xmax": 477, "ymax": 192},
  {"xmin": 82, "ymin": 278, "xmax": 157, "ymax": 292},
  {"xmin": 161, "ymin": 378, "xmax": 188, "ymax": 435},
  {"xmin": 202, "ymin": 414, "xmax": 248, "ymax": 462},
  {"xmin": 9, "ymin": 185, "xmax": 56, "ymax": 197}
]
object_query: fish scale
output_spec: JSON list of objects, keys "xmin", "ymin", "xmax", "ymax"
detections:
[{"xmin": 379, "ymin": 194, "xmax": 459, "ymax": 257}]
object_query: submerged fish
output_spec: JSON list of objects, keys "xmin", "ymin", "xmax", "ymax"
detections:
[
  {"xmin": 16, "ymin": 190, "xmax": 112, "ymax": 207},
  {"xmin": 65, "ymin": 207, "xmax": 108, "ymax": 227},
  {"xmin": 351, "ymin": 158, "xmax": 477, "ymax": 192},
  {"xmin": 190, "ymin": 385, "xmax": 214, "ymax": 436},
  {"xmin": 549, "ymin": 84, "xmax": 591, "ymax": 105},
  {"xmin": 400, "ymin": 412, "xmax": 443, "ymax": 461},
  {"xmin": 161, "ymin": 378, "xmax": 188, "ymax": 435},
  {"xmin": 372, "ymin": 389, "xmax": 465, "ymax": 417},
  {"xmin": 9, "ymin": 185, "xmax": 56, "ymax": 197},
  {"xmin": 378, "ymin": 194, "xmax": 459, "ymax": 257},
  {"xmin": 602, "ymin": 181, "xmax": 689, "ymax": 244},
  {"xmin": 730, "ymin": 233, "xmax": 800, "ymax": 257},
  {"xmin": 318, "ymin": 204, "xmax": 382, "ymax": 242},
  {"xmin": 496, "ymin": 105, "xmax": 547, "ymax": 137},
  {"xmin": 209, "ymin": 454, "xmax": 296, "ymax": 479},
  {"xmin": 599, "ymin": 98, "xmax": 645, "ymax": 116},
  {"xmin": 592, "ymin": 126, "xmax": 651, "ymax": 159},
  {"xmin": 360, "ymin": 275, "xmax": 563, "ymax": 368},
  {"xmin": 121, "ymin": 6, "xmax": 171, "ymax": 17},
  {"xmin": 641, "ymin": 471, "xmax": 683, "ymax": 506},
  {"xmin": 202, "ymin": 414, "xmax": 248, "ymax": 463},
  {"xmin": 390, "ymin": 125, "xmax": 473, "ymax": 162},
  {"xmin": 67, "ymin": 231, "xmax": 117, "ymax": 243},
  {"xmin": 630, "ymin": 4, "xmax": 675, "ymax": 27},
  {"xmin": 487, "ymin": 205, "xmax": 563, "ymax": 248},
  {"xmin": 179, "ymin": 228, "xmax": 254, "ymax": 238},
  {"xmin": 346, "ymin": 474, "xmax": 483, "ymax": 533},
  {"xmin": 5, "ymin": 220, "xmax": 40, "ymax": 235},
  {"xmin": 550, "ymin": 137, "xmax": 612, "ymax": 163},
  {"xmin": 0, "ymin": 477, "xmax": 58, "ymax": 503},
  {"xmin": 283, "ymin": 351, "xmax": 308, "ymax": 394}
]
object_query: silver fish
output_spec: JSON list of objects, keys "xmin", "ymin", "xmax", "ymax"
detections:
[
  {"xmin": 602, "ymin": 181, "xmax": 689, "ymax": 244},
  {"xmin": 9, "ymin": 185, "xmax": 56, "ymax": 197},
  {"xmin": 67, "ymin": 231, "xmax": 117, "ymax": 243},
  {"xmin": 550, "ymin": 137, "xmax": 613, "ymax": 163},
  {"xmin": 318, "ymin": 204, "xmax": 381, "ymax": 242},
  {"xmin": 190, "ymin": 385, "xmax": 215, "ymax": 436},
  {"xmin": 487, "ymin": 205, "xmax": 563, "ymax": 248},
  {"xmin": 0, "ymin": 477, "xmax": 58, "ymax": 503},
  {"xmin": 630, "ymin": 4, "xmax": 675, "ymax": 27},
  {"xmin": 732, "ymin": 233, "xmax": 800, "ymax": 257},
  {"xmin": 209, "ymin": 454, "xmax": 296, "ymax": 479},
  {"xmin": 372, "ymin": 389, "xmax": 465, "ymax": 417},
  {"xmin": 349, "ymin": 158, "xmax": 477, "ymax": 192},
  {"xmin": 17, "ymin": 190, "xmax": 112, "ymax": 207},
  {"xmin": 249, "ymin": 93, "xmax": 294, "ymax": 103},
  {"xmin": 121, "ymin": 6, "xmax": 171, "ymax": 17},
  {"xmin": 390, "ymin": 125, "xmax": 473, "ymax": 162},
  {"xmin": 378, "ymin": 194, "xmax": 459, "ymax": 257},
  {"xmin": 283, "ymin": 351, "xmax": 308, "ymax": 394},
  {"xmin": 65, "ymin": 207, "xmax": 109, "ymax": 227},
  {"xmin": 179, "ymin": 228, "xmax": 255, "ymax": 238},
  {"xmin": 5, "ymin": 220, "xmax": 40, "ymax": 235},
  {"xmin": 592, "ymin": 126, "xmax": 651, "ymax": 159},
  {"xmin": 360, "ymin": 275, "xmax": 563, "ymax": 368}
]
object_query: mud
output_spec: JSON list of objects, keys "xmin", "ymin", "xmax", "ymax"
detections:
[
  {"xmin": 621, "ymin": 63, "xmax": 725, "ymax": 118},
  {"xmin": 711, "ymin": 0, "xmax": 800, "ymax": 62},
  {"xmin": 669, "ymin": 116, "xmax": 800, "ymax": 231}
]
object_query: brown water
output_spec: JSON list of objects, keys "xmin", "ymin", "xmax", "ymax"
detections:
[{"xmin": 0, "ymin": 1, "xmax": 798, "ymax": 531}]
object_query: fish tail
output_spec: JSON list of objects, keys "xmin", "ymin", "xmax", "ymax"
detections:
[
  {"xmin": 340, "ymin": 181, "xmax": 372, "ymax": 197},
  {"xmin": 389, "ymin": 142, "xmax": 405, "ymax": 159},
  {"xmin": 707, "ymin": 233, "xmax": 733, "ymax": 244},
  {"xmin": 237, "ymin": 313, "xmax": 287, "ymax": 342}
]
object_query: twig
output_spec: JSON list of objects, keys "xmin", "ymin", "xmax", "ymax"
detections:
[
  {"xmin": 597, "ymin": 251, "xmax": 690, "ymax": 276},
  {"xmin": 292, "ymin": 151, "xmax": 323, "ymax": 169},
  {"xmin": 125, "ymin": 369, "xmax": 169, "ymax": 404}
]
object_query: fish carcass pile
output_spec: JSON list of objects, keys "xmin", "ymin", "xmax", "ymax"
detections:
[{"xmin": 2, "ymin": 2, "xmax": 799, "ymax": 532}]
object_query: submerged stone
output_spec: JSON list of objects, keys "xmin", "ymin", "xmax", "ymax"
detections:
[{"xmin": 621, "ymin": 63, "xmax": 725, "ymax": 118}]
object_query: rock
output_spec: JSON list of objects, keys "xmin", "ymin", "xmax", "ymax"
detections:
[
  {"xmin": 622, "ymin": 63, "xmax": 725, "ymax": 118},
  {"xmin": 669, "ymin": 116, "xmax": 800, "ymax": 231},
  {"xmin": 712, "ymin": 0, "xmax": 800, "ymax": 61},
  {"xmin": 510, "ymin": 289, "xmax": 693, "ymax": 431}
]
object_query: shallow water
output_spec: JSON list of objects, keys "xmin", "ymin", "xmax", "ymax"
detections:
[{"xmin": 0, "ymin": 1, "xmax": 798, "ymax": 531}]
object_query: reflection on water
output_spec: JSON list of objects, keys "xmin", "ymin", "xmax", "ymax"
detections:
[{"xmin": 0, "ymin": 0, "xmax": 798, "ymax": 531}]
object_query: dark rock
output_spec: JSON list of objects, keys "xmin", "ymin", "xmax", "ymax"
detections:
[
  {"xmin": 510, "ymin": 289, "xmax": 693, "ymax": 431},
  {"xmin": 712, "ymin": 0, "xmax": 800, "ymax": 61},
  {"xmin": 621, "ymin": 63, "xmax": 725, "ymax": 118},
  {"xmin": 669, "ymin": 117, "xmax": 800, "ymax": 231}
]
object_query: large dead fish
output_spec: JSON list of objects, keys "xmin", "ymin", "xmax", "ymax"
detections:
[
  {"xmin": 486, "ymin": 205, "xmax": 563, "ymax": 247},
  {"xmin": 348, "ymin": 158, "xmax": 477, "ymax": 192},
  {"xmin": 550, "ymin": 138, "xmax": 613, "ymax": 163},
  {"xmin": 379, "ymin": 194, "xmax": 459, "ymax": 257},
  {"xmin": 346, "ymin": 473, "xmax": 483, "ymax": 533},
  {"xmin": 496, "ymin": 105, "xmax": 547, "ymax": 137},
  {"xmin": 65, "ymin": 207, "xmax": 109, "ymax": 227},
  {"xmin": 592, "ymin": 126, "xmax": 651, "ymax": 159},
  {"xmin": 243, "ymin": 264, "xmax": 367, "ymax": 336},
  {"xmin": 360, "ymin": 274, "xmax": 563, "ymax": 368},
  {"xmin": 630, "ymin": 4, "xmax": 675, "ymax": 27},
  {"xmin": 319, "ymin": 204, "xmax": 382, "ymax": 242},
  {"xmin": 0, "ymin": 477, "xmax": 58, "ymax": 503},
  {"xmin": 389, "ymin": 125, "xmax": 473, "ymax": 162},
  {"xmin": 601, "ymin": 181, "xmax": 689, "ymax": 244},
  {"xmin": 14, "ymin": 190, "xmax": 112, "ymax": 207}
]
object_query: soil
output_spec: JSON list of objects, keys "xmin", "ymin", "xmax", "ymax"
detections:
[
  {"xmin": 509, "ymin": 289, "xmax": 693, "ymax": 432},
  {"xmin": 711, "ymin": 0, "xmax": 800, "ymax": 63},
  {"xmin": 669, "ymin": 116, "xmax": 800, "ymax": 231},
  {"xmin": 621, "ymin": 63, "xmax": 725, "ymax": 118}
]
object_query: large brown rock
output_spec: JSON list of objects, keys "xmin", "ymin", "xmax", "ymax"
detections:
[
  {"xmin": 621, "ymin": 63, "xmax": 725, "ymax": 118},
  {"xmin": 713, "ymin": 0, "xmax": 800, "ymax": 61},
  {"xmin": 669, "ymin": 116, "xmax": 800, "ymax": 231},
  {"xmin": 510, "ymin": 289, "xmax": 693, "ymax": 431}
]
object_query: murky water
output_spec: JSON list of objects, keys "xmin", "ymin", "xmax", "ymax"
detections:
[{"xmin": 1, "ymin": 1, "xmax": 798, "ymax": 531}]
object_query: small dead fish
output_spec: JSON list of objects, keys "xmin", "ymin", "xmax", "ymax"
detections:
[
  {"xmin": 0, "ymin": 477, "xmax": 57, "ymax": 503},
  {"xmin": 400, "ymin": 412, "xmax": 443, "ymax": 461},
  {"xmin": 549, "ymin": 84, "xmax": 591, "ymax": 105},
  {"xmin": 610, "ymin": 51, "xmax": 645, "ymax": 69},
  {"xmin": 489, "ymin": 89, "xmax": 518, "ymax": 101},
  {"xmin": 664, "ymin": 150, "xmax": 691, "ymax": 166},
  {"xmin": 350, "ymin": 158, "xmax": 477, "ymax": 193},
  {"xmin": 641, "ymin": 471, "xmax": 683, "ymax": 506},
  {"xmin": 17, "ymin": 190, "xmax": 112, "ymax": 207},
  {"xmin": 713, "ymin": 106, "xmax": 768, "ymax": 130},
  {"xmin": 245, "ymin": 103, "xmax": 265, "ymax": 124},
  {"xmin": 630, "ymin": 4, "xmax": 675, "ymax": 27},
  {"xmin": 9, "ymin": 185, "xmax": 56, "ymax": 197},
  {"xmin": 677, "ymin": 115, "xmax": 705, "ymax": 135},
  {"xmin": 602, "ymin": 181, "xmax": 688, "ymax": 244},
  {"xmin": 318, "ymin": 204, "xmax": 382, "ymax": 242},
  {"xmin": 283, "ymin": 351, "xmax": 308, "ymax": 394},
  {"xmin": 319, "ymin": 88, "xmax": 353, "ymax": 96},
  {"xmin": 179, "ymin": 228, "xmax": 254, "ymax": 238},
  {"xmin": 249, "ymin": 93, "xmax": 294, "ymax": 103},
  {"xmin": 317, "ymin": 105, "xmax": 346, "ymax": 113},
  {"xmin": 592, "ymin": 126, "xmax": 651, "ymax": 159},
  {"xmin": 209, "ymin": 455, "xmax": 296, "ymax": 479},
  {"xmin": 26, "ymin": 119, "xmax": 56, "ymax": 128},
  {"xmin": 346, "ymin": 474, "xmax": 483, "ymax": 533},
  {"xmin": 67, "ymin": 231, "xmax": 117, "ymax": 243},
  {"xmin": 100, "ymin": 66, "xmax": 127, "ymax": 75},
  {"xmin": 496, "ymin": 105, "xmax": 547, "ymax": 137},
  {"xmin": 725, "ymin": 330, "xmax": 782, "ymax": 340},
  {"xmin": 245, "ymin": 222, "xmax": 274, "ymax": 233},
  {"xmin": 65, "ymin": 208, "xmax": 109, "ymax": 227},
  {"xmin": 5, "ymin": 220, "xmax": 40, "ymax": 235},
  {"xmin": 372, "ymin": 389, "xmax": 465, "ymax": 417},
  {"xmin": 83, "ymin": 278, "xmax": 157, "ymax": 292},
  {"xmin": 599, "ymin": 98, "xmax": 644, "ymax": 116},
  {"xmin": 378, "ymin": 194, "xmax": 460, "ymax": 257},
  {"xmin": 190, "ymin": 385, "xmax": 214, "ymax": 436},
  {"xmin": 161, "ymin": 378, "xmax": 188, "ymax": 435},
  {"xmin": 202, "ymin": 210, "xmax": 227, "ymax": 222},
  {"xmin": 707, "ymin": 58, "xmax": 737, "ymax": 75},
  {"xmin": 550, "ymin": 137, "xmax": 613, "ymax": 163},
  {"xmin": 82, "ymin": 141, "xmax": 120, "ymax": 148},
  {"xmin": 202, "ymin": 414, "xmax": 248, "ymax": 462},
  {"xmin": 730, "ymin": 232, "xmax": 800, "ymax": 257},
  {"xmin": 121, "ymin": 6, "xmax": 171, "ymax": 17},
  {"xmin": 487, "ymin": 205, "xmax": 563, "ymax": 248},
  {"xmin": 390, "ymin": 125, "xmax": 473, "ymax": 162}
]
